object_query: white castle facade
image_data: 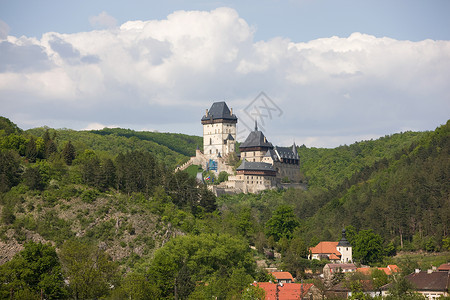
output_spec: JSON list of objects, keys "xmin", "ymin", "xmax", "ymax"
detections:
[{"xmin": 177, "ymin": 101, "xmax": 303, "ymax": 194}]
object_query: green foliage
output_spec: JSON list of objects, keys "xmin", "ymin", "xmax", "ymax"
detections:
[
  {"xmin": 0, "ymin": 117, "xmax": 22, "ymax": 135},
  {"xmin": 59, "ymin": 239, "xmax": 119, "ymax": 300},
  {"xmin": 0, "ymin": 150, "xmax": 21, "ymax": 192},
  {"xmin": 89, "ymin": 127, "xmax": 202, "ymax": 157},
  {"xmin": 36, "ymin": 210, "xmax": 74, "ymax": 245},
  {"xmin": 385, "ymin": 275, "xmax": 426, "ymax": 300},
  {"xmin": 1, "ymin": 203, "xmax": 15, "ymax": 224},
  {"xmin": 352, "ymin": 229, "xmax": 384, "ymax": 265},
  {"xmin": 218, "ymin": 171, "xmax": 229, "ymax": 183},
  {"xmin": 241, "ymin": 284, "xmax": 266, "ymax": 300},
  {"xmin": 265, "ymin": 205, "xmax": 299, "ymax": 241},
  {"xmin": 80, "ymin": 189, "xmax": 99, "ymax": 203},
  {"xmin": 0, "ymin": 241, "xmax": 68, "ymax": 299},
  {"xmin": 61, "ymin": 140, "xmax": 76, "ymax": 165},
  {"xmin": 148, "ymin": 233, "xmax": 256, "ymax": 299},
  {"xmin": 22, "ymin": 165, "xmax": 45, "ymax": 190}
]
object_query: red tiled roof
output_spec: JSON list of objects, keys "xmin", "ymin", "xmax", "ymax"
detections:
[
  {"xmin": 309, "ymin": 241, "xmax": 341, "ymax": 255},
  {"xmin": 357, "ymin": 267, "xmax": 371, "ymax": 275},
  {"xmin": 329, "ymin": 254, "xmax": 340, "ymax": 260},
  {"xmin": 254, "ymin": 282, "xmax": 313, "ymax": 300},
  {"xmin": 438, "ymin": 263, "xmax": 450, "ymax": 271},
  {"xmin": 356, "ymin": 265, "xmax": 400, "ymax": 276},
  {"xmin": 271, "ymin": 272, "xmax": 294, "ymax": 282},
  {"xmin": 388, "ymin": 265, "xmax": 400, "ymax": 273}
]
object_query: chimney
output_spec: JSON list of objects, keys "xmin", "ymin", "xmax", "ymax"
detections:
[
  {"xmin": 230, "ymin": 107, "xmax": 233, "ymax": 115},
  {"xmin": 205, "ymin": 109, "xmax": 208, "ymax": 116}
]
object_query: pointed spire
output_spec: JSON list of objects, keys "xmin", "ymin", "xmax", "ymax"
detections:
[
  {"xmin": 254, "ymin": 119, "xmax": 258, "ymax": 131},
  {"xmin": 292, "ymin": 142, "xmax": 298, "ymax": 158}
]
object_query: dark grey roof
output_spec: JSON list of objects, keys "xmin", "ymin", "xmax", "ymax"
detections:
[
  {"xmin": 237, "ymin": 159, "xmax": 275, "ymax": 172},
  {"xmin": 224, "ymin": 133, "xmax": 234, "ymax": 141},
  {"xmin": 273, "ymin": 146, "xmax": 299, "ymax": 160},
  {"xmin": 240, "ymin": 125, "xmax": 273, "ymax": 149},
  {"xmin": 201, "ymin": 101, "xmax": 237, "ymax": 121},
  {"xmin": 337, "ymin": 229, "xmax": 351, "ymax": 247},
  {"xmin": 264, "ymin": 149, "xmax": 279, "ymax": 161}
]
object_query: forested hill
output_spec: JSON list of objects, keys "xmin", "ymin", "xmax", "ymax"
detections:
[
  {"xmin": 0, "ymin": 116, "xmax": 448, "ymax": 299},
  {"xmin": 295, "ymin": 120, "xmax": 449, "ymax": 248},
  {"xmin": 26, "ymin": 127, "xmax": 202, "ymax": 168},
  {"xmin": 89, "ymin": 127, "xmax": 202, "ymax": 157}
]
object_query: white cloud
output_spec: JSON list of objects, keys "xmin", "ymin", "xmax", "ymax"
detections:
[
  {"xmin": 0, "ymin": 19, "xmax": 10, "ymax": 39},
  {"xmin": 82, "ymin": 123, "xmax": 119, "ymax": 131},
  {"xmin": 89, "ymin": 11, "xmax": 117, "ymax": 29},
  {"xmin": 0, "ymin": 7, "xmax": 449, "ymax": 147}
]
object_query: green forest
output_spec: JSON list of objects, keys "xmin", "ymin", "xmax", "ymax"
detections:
[{"xmin": 0, "ymin": 116, "xmax": 449, "ymax": 299}]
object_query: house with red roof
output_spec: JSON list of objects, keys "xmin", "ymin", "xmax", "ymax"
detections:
[
  {"xmin": 309, "ymin": 229, "xmax": 352, "ymax": 263},
  {"xmin": 253, "ymin": 282, "xmax": 315, "ymax": 300},
  {"xmin": 357, "ymin": 264, "xmax": 400, "ymax": 276},
  {"xmin": 271, "ymin": 271, "xmax": 295, "ymax": 283},
  {"xmin": 438, "ymin": 263, "xmax": 450, "ymax": 272}
]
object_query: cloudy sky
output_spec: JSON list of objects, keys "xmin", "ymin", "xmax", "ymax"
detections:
[{"xmin": 1, "ymin": 0, "xmax": 449, "ymax": 147}]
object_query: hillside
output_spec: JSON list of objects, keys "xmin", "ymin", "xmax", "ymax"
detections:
[
  {"xmin": 0, "ymin": 116, "xmax": 449, "ymax": 299},
  {"xmin": 297, "ymin": 121, "xmax": 449, "ymax": 249},
  {"xmin": 25, "ymin": 127, "xmax": 202, "ymax": 168}
]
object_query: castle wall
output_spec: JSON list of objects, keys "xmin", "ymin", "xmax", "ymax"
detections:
[{"xmin": 203, "ymin": 121, "xmax": 236, "ymax": 159}]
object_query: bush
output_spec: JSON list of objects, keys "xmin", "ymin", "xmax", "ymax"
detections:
[{"xmin": 81, "ymin": 189, "xmax": 99, "ymax": 203}]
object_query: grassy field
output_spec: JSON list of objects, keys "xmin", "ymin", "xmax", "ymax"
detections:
[{"xmin": 384, "ymin": 251, "xmax": 450, "ymax": 272}]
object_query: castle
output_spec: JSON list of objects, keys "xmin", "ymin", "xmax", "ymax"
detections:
[{"xmin": 177, "ymin": 101, "xmax": 303, "ymax": 193}]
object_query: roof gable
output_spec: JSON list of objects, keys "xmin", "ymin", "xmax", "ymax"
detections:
[
  {"xmin": 271, "ymin": 271, "xmax": 294, "ymax": 282},
  {"xmin": 237, "ymin": 159, "xmax": 275, "ymax": 172},
  {"xmin": 405, "ymin": 271, "xmax": 450, "ymax": 291},
  {"xmin": 310, "ymin": 241, "xmax": 340, "ymax": 255},
  {"xmin": 201, "ymin": 101, "xmax": 237, "ymax": 121}
]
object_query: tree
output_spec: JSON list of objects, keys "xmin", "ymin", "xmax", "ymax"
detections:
[
  {"xmin": 265, "ymin": 205, "xmax": 299, "ymax": 241},
  {"xmin": 0, "ymin": 241, "xmax": 68, "ymax": 299},
  {"xmin": 352, "ymin": 229, "xmax": 384, "ymax": 265},
  {"xmin": 25, "ymin": 137, "xmax": 37, "ymax": 162},
  {"xmin": 0, "ymin": 150, "xmax": 21, "ymax": 192},
  {"xmin": 217, "ymin": 171, "xmax": 229, "ymax": 183},
  {"xmin": 59, "ymin": 239, "xmax": 119, "ymax": 300},
  {"xmin": 62, "ymin": 141, "xmax": 76, "ymax": 165},
  {"xmin": 148, "ymin": 233, "xmax": 256, "ymax": 299},
  {"xmin": 23, "ymin": 165, "xmax": 45, "ymax": 190}
]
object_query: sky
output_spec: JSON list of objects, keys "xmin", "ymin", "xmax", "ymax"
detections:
[{"xmin": 1, "ymin": 0, "xmax": 449, "ymax": 148}]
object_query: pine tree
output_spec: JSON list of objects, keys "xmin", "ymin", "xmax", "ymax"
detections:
[
  {"xmin": 62, "ymin": 141, "xmax": 76, "ymax": 165},
  {"xmin": 25, "ymin": 137, "xmax": 38, "ymax": 163}
]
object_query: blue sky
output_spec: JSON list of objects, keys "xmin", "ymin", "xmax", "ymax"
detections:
[
  {"xmin": 2, "ymin": 0, "xmax": 450, "ymax": 42},
  {"xmin": 0, "ymin": 1, "xmax": 449, "ymax": 147}
]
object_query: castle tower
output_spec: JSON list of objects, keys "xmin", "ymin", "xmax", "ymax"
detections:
[
  {"xmin": 201, "ymin": 101, "xmax": 237, "ymax": 159},
  {"xmin": 337, "ymin": 229, "xmax": 352, "ymax": 263},
  {"xmin": 239, "ymin": 121, "xmax": 273, "ymax": 162}
]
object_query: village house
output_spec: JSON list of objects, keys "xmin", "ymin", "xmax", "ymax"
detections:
[
  {"xmin": 356, "ymin": 264, "xmax": 400, "ymax": 276},
  {"xmin": 309, "ymin": 229, "xmax": 352, "ymax": 263},
  {"xmin": 271, "ymin": 271, "xmax": 295, "ymax": 283},
  {"xmin": 323, "ymin": 263, "xmax": 357, "ymax": 281},
  {"xmin": 381, "ymin": 269, "xmax": 450, "ymax": 299}
]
